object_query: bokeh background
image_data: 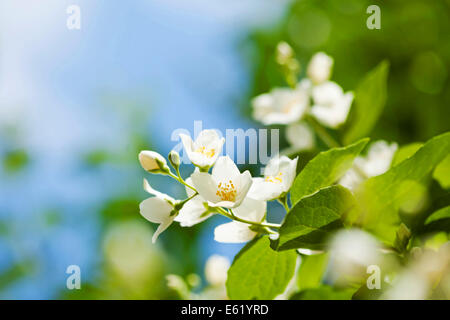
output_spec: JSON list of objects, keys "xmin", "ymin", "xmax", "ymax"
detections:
[{"xmin": 0, "ymin": 0, "xmax": 449, "ymax": 299}]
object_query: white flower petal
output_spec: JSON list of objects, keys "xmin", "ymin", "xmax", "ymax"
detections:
[
  {"xmin": 152, "ymin": 215, "xmax": 176, "ymax": 243},
  {"xmin": 252, "ymin": 87, "xmax": 309, "ymax": 125},
  {"xmin": 212, "ymin": 156, "xmax": 241, "ymax": 182},
  {"xmin": 180, "ymin": 130, "xmax": 224, "ymax": 168},
  {"xmin": 143, "ymin": 179, "xmax": 174, "ymax": 202},
  {"xmin": 175, "ymin": 196, "xmax": 213, "ymax": 227},
  {"xmin": 311, "ymin": 82, "xmax": 353, "ymax": 128},
  {"xmin": 307, "ymin": 52, "xmax": 334, "ymax": 84},
  {"xmin": 233, "ymin": 197, "xmax": 266, "ymax": 222},
  {"xmin": 191, "ymin": 172, "xmax": 221, "ymax": 203},
  {"xmin": 247, "ymin": 177, "xmax": 284, "ymax": 201},
  {"xmin": 234, "ymin": 170, "xmax": 253, "ymax": 207},
  {"xmin": 214, "ymin": 221, "xmax": 257, "ymax": 243},
  {"xmin": 139, "ymin": 197, "xmax": 173, "ymax": 224}
]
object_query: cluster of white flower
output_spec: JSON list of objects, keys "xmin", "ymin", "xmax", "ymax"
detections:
[
  {"xmin": 252, "ymin": 44, "xmax": 398, "ymax": 189},
  {"xmin": 252, "ymin": 49, "xmax": 353, "ymax": 151},
  {"xmin": 138, "ymin": 129, "xmax": 297, "ymax": 244}
]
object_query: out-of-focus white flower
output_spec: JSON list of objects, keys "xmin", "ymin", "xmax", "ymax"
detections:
[
  {"xmin": 328, "ymin": 229, "xmax": 381, "ymax": 284},
  {"xmin": 383, "ymin": 271, "xmax": 429, "ymax": 300},
  {"xmin": 252, "ymin": 87, "xmax": 309, "ymax": 125},
  {"xmin": 307, "ymin": 52, "xmax": 334, "ymax": 85},
  {"xmin": 180, "ymin": 129, "xmax": 225, "ymax": 169},
  {"xmin": 175, "ymin": 177, "xmax": 213, "ymax": 227},
  {"xmin": 339, "ymin": 141, "xmax": 398, "ymax": 190},
  {"xmin": 384, "ymin": 243, "xmax": 450, "ymax": 299},
  {"xmin": 247, "ymin": 156, "xmax": 298, "ymax": 201},
  {"xmin": 191, "ymin": 156, "xmax": 253, "ymax": 208},
  {"xmin": 140, "ymin": 179, "xmax": 176, "ymax": 243},
  {"xmin": 286, "ymin": 122, "xmax": 315, "ymax": 151},
  {"xmin": 214, "ymin": 197, "xmax": 266, "ymax": 243},
  {"xmin": 139, "ymin": 150, "xmax": 169, "ymax": 173},
  {"xmin": 310, "ymin": 81, "xmax": 354, "ymax": 128},
  {"xmin": 103, "ymin": 221, "xmax": 164, "ymax": 283},
  {"xmin": 205, "ymin": 255, "xmax": 230, "ymax": 286}
]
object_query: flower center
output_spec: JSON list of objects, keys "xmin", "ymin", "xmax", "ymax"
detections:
[
  {"xmin": 281, "ymin": 96, "xmax": 299, "ymax": 114},
  {"xmin": 265, "ymin": 172, "xmax": 283, "ymax": 184},
  {"xmin": 216, "ymin": 180, "xmax": 237, "ymax": 202},
  {"xmin": 195, "ymin": 146, "xmax": 216, "ymax": 158}
]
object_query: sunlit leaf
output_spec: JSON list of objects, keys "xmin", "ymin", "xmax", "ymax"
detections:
[
  {"xmin": 290, "ymin": 139, "xmax": 368, "ymax": 205},
  {"xmin": 274, "ymin": 185, "xmax": 355, "ymax": 251},
  {"xmin": 226, "ymin": 237, "xmax": 296, "ymax": 300},
  {"xmin": 343, "ymin": 61, "xmax": 389, "ymax": 144},
  {"xmin": 351, "ymin": 132, "xmax": 450, "ymax": 245}
]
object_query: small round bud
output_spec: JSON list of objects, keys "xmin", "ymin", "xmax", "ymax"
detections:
[
  {"xmin": 276, "ymin": 41, "xmax": 294, "ymax": 65},
  {"xmin": 139, "ymin": 150, "xmax": 169, "ymax": 173},
  {"xmin": 307, "ymin": 52, "xmax": 333, "ymax": 84},
  {"xmin": 168, "ymin": 150, "xmax": 181, "ymax": 169}
]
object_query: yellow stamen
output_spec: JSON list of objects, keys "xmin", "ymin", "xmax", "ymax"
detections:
[
  {"xmin": 265, "ymin": 172, "xmax": 283, "ymax": 184},
  {"xmin": 216, "ymin": 180, "xmax": 237, "ymax": 202},
  {"xmin": 195, "ymin": 146, "xmax": 216, "ymax": 158}
]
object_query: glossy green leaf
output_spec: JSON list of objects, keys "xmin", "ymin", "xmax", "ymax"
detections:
[
  {"xmin": 290, "ymin": 285, "xmax": 354, "ymax": 300},
  {"xmin": 290, "ymin": 138, "xmax": 368, "ymax": 205},
  {"xmin": 274, "ymin": 185, "xmax": 355, "ymax": 251},
  {"xmin": 391, "ymin": 142, "xmax": 423, "ymax": 167},
  {"xmin": 425, "ymin": 206, "xmax": 450, "ymax": 225},
  {"xmin": 343, "ymin": 61, "xmax": 389, "ymax": 144},
  {"xmin": 433, "ymin": 154, "xmax": 450, "ymax": 189},
  {"xmin": 352, "ymin": 132, "xmax": 450, "ymax": 245},
  {"xmin": 226, "ymin": 237, "xmax": 297, "ymax": 300}
]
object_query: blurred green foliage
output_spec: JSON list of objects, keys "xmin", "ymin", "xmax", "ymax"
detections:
[{"xmin": 244, "ymin": 0, "xmax": 450, "ymax": 144}]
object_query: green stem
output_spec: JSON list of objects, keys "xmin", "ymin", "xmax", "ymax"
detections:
[
  {"xmin": 305, "ymin": 116, "xmax": 340, "ymax": 148},
  {"xmin": 217, "ymin": 207, "xmax": 281, "ymax": 229},
  {"xmin": 277, "ymin": 196, "xmax": 290, "ymax": 212},
  {"xmin": 168, "ymin": 171, "xmax": 197, "ymax": 192}
]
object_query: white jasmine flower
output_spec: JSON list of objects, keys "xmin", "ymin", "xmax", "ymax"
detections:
[
  {"xmin": 140, "ymin": 179, "xmax": 176, "ymax": 243},
  {"xmin": 247, "ymin": 156, "xmax": 298, "ymax": 201},
  {"xmin": 138, "ymin": 150, "xmax": 169, "ymax": 173},
  {"xmin": 175, "ymin": 177, "xmax": 213, "ymax": 227},
  {"xmin": 191, "ymin": 156, "xmax": 253, "ymax": 208},
  {"xmin": 339, "ymin": 141, "xmax": 398, "ymax": 190},
  {"xmin": 307, "ymin": 52, "xmax": 334, "ymax": 84},
  {"xmin": 214, "ymin": 197, "xmax": 266, "ymax": 243},
  {"xmin": 328, "ymin": 229, "xmax": 381, "ymax": 284},
  {"xmin": 310, "ymin": 81, "xmax": 354, "ymax": 128},
  {"xmin": 180, "ymin": 129, "xmax": 225, "ymax": 169},
  {"xmin": 286, "ymin": 122, "xmax": 315, "ymax": 151},
  {"xmin": 252, "ymin": 87, "xmax": 309, "ymax": 125},
  {"xmin": 205, "ymin": 255, "xmax": 230, "ymax": 286}
]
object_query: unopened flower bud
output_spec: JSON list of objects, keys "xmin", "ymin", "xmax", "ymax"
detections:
[
  {"xmin": 276, "ymin": 41, "xmax": 294, "ymax": 65},
  {"xmin": 307, "ymin": 52, "xmax": 333, "ymax": 84},
  {"xmin": 139, "ymin": 150, "xmax": 169, "ymax": 173},
  {"xmin": 168, "ymin": 150, "xmax": 181, "ymax": 169}
]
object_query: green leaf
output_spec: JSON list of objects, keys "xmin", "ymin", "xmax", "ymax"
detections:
[
  {"xmin": 425, "ymin": 206, "xmax": 450, "ymax": 225},
  {"xmin": 290, "ymin": 138, "xmax": 368, "ymax": 205},
  {"xmin": 297, "ymin": 253, "xmax": 328, "ymax": 290},
  {"xmin": 433, "ymin": 154, "xmax": 450, "ymax": 189},
  {"xmin": 274, "ymin": 185, "xmax": 356, "ymax": 251},
  {"xmin": 343, "ymin": 61, "xmax": 390, "ymax": 145},
  {"xmin": 290, "ymin": 285, "xmax": 354, "ymax": 300},
  {"xmin": 226, "ymin": 237, "xmax": 297, "ymax": 300},
  {"xmin": 352, "ymin": 132, "xmax": 450, "ymax": 245},
  {"xmin": 391, "ymin": 143, "xmax": 423, "ymax": 167}
]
